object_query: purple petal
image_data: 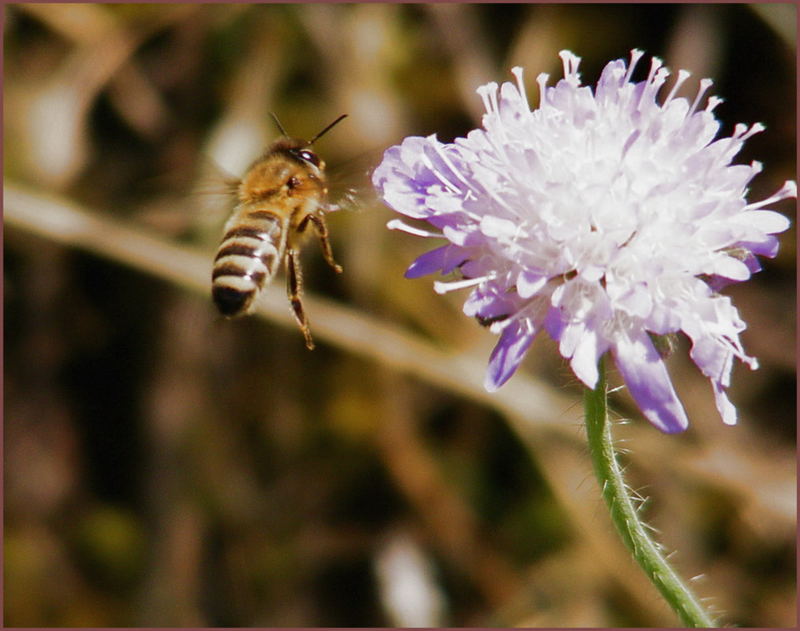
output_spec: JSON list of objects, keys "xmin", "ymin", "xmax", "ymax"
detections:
[
  {"xmin": 741, "ymin": 235, "xmax": 779, "ymax": 259},
  {"xmin": 543, "ymin": 306, "xmax": 566, "ymax": 341},
  {"xmin": 464, "ymin": 282, "xmax": 521, "ymax": 321},
  {"xmin": 405, "ymin": 245, "xmax": 450, "ymax": 278},
  {"xmin": 405, "ymin": 244, "xmax": 471, "ymax": 279},
  {"xmin": 704, "ymin": 275, "xmax": 736, "ymax": 292},
  {"xmin": 372, "ymin": 137, "xmax": 447, "ymax": 220},
  {"xmin": 484, "ymin": 320, "xmax": 537, "ymax": 392},
  {"xmin": 740, "ymin": 250, "xmax": 763, "ymax": 274},
  {"xmin": 455, "ymin": 260, "xmax": 480, "ymax": 279},
  {"xmin": 611, "ymin": 330, "xmax": 689, "ymax": 433}
]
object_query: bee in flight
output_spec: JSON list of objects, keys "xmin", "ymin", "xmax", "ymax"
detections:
[{"xmin": 212, "ymin": 113, "xmax": 347, "ymax": 349}]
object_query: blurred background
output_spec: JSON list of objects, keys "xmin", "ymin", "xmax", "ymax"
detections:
[{"xmin": 4, "ymin": 3, "xmax": 796, "ymax": 627}]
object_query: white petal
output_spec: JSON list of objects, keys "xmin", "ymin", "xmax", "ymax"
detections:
[
  {"xmin": 558, "ymin": 321, "xmax": 584, "ymax": 360},
  {"xmin": 709, "ymin": 256, "xmax": 751, "ymax": 281},
  {"xmin": 614, "ymin": 284, "xmax": 653, "ymax": 318},
  {"xmin": 480, "ymin": 215, "xmax": 518, "ymax": 238},
  {"xmin": 570, "ymin": 329, "xmax": 602, "ymax": 389},
  {"xmin": 737, "ymin": 210, "xmax": 791, "ymax": 234},
  {"xmin": 712, "ymin": 382, "xmax": 737, "ymax": 425},
  {"xmin": 517, "ymin": 270, "xmax": 547, "ymax": 298}
]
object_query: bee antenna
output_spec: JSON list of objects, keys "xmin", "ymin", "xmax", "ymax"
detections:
[
  {"xmin": 269, "ymin": 112, "xmax": 290, "ymax": 138},
  {"xmin": 307, "ymin": 114, "xmax": 348, "ymax": 146}
]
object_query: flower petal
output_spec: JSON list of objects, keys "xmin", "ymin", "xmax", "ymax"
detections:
[
  {"xmin": 517, "ymin": 269, "xmax": 548, "ymax": 298},
  {"xmin": 709, "ymin": 255, "xmax": 751, "ymax": 282},
  {"xmin": 570, "ymin": 327, "xmax": 604, "ymax": 389},
  {"xmin": 611, "ymin": 330, "xmax": 689, "ymax": 433},
  {"xmin": 712, "ymin": 381, "xmax": 737, "ymax": 425},
  {"xmin": 405, "ymin": 245, "xmax": 454, "ymax": 278},
  {"xmin": 738, "ymin": 210, "xmax": 791, "ymax": 234},
  {"xmin": 741, "ymin": 235, "xmax": 779, "ymax": 259},
  {"xmin": 485, "ymin": 320, "xmax": 537, "ymax": 392}
]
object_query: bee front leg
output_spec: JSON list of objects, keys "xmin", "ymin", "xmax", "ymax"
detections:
[
  {"xmin": 286, "ymin": 248, "xmax": 315, "ymax": 350},
  {"xmin": 304, "ymin": 213, "xmax": 343, "ymax": 274}
]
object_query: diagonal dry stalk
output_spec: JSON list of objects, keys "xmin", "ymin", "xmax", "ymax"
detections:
[{"xmin": 4, "ymin": 181, "xmax": 575, "ymax": 432}]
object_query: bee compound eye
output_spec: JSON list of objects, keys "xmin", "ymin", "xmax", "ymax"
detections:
[
  {"xmin": 287, "ymin": 176, "xmax": 301, "ymax": 189},
  {"xmin": 298, "ymin": 150, "xmax": 320, "ymax": 167}
]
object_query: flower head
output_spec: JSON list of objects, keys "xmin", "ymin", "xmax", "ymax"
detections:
[{"xmin": 373, "ymin": 50, "xmax": 795, "ymax": 433}]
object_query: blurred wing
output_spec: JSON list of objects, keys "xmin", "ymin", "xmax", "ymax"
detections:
[
  {"xmin": 325, "ymin": 149, "xmax": 380, "ymax": 215},
  {"xmin": 130, "ymin": 156, "xmax": 240, "ymax": 246},
  {"xmin": 185, "ymin": 157, "xmax": 241, "ymax": 245}
]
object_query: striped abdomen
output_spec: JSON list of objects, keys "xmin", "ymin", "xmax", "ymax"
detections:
[{"xmin": 212, "ymin": 208, "xmax": 287, "ymax": 317}]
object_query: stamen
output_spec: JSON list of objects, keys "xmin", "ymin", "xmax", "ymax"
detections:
[
  {"xmin": 688, "ymin": 78, "xmax": 713, "ymax": 117},
  {"xmin": 559, "ymin": 50, "xmax": 582, "ymax": 84},
  {"xmin": 663, "ymin": 69, "xmax": 691, "ymax": 106},
  {"xmin": 536, "ymin": 73, "xmax": 550, "ymax": 108},
  {"xmin": 476, "ymin": 85, "xmax": 494, "ymax": 115},
  {"xmin": 704, "ymin": 96, "xmax": 723, "ymax": 113},
  {"xmin": 511, "ymin": 66, "xmax": 530, "ymax": 112},
  {"xmin": 623, "ymin": 49, "xmax": 645, "ymax": 84},
  {"xmin": 386, "ymin": 219, "xmax": 442, "ymax": 238},
  {"xmin": 487, "ymin": 82, "xmax": 500, "ymax": 115},
  {"xmin": 738, "ymin": 122, "xmax": 766, "ymax": 141},
  {"xmin": 433, "ymin": 273, "xmax": 495, "ymax": 294},
  {"xmin": 430, "ymin": 141, "xmax": 479, "ymax": 195},
  {"xmin": 745, "ymin": 180, "xmax": 797, "ymax": 209}
]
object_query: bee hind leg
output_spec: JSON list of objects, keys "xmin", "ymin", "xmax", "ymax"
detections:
[
  {"xmin": 305, "ymin": 213, "xmax": 343, "ymax": 274},
  {"xmin": 286, "ymin": 248, "xmax": 315, "ymax": 350}
]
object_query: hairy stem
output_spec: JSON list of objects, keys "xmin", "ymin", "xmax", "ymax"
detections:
[{"xmin": 584, "ymin": 358, "xmax": 716, "ymax": 627}]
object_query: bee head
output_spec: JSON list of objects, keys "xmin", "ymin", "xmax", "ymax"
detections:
[
  {"xmin": 238, "ymin": 114, "xmax": 347, "ymax": 204},
  {"xmin": 269, "ymin": 138, "xmax": 324, "ymax": 172}
]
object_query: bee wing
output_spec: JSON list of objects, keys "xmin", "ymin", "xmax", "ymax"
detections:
[
  {"xmin": 323, "ymin": 149, "xmax": 380, "ymax": 215},
  {"xmin": 187, "ymin": 157, "xmax": 242, "ymax": 245}
]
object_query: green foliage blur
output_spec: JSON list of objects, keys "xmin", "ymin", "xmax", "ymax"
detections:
[{"xmin": 4, "ymin": 4, "xmax": 795, "ymax": 627}]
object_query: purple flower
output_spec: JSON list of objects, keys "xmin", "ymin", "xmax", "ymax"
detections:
[{"xmin": 373, "ymin": 50, "xmax": 796, "ymax": 433}]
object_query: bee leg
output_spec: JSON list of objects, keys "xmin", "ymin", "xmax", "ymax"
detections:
[
  {"xmin": 286, "ymin": 248, "xmax": 315, "ymax": 350},
  {"xmin": 306, "ymin": 213, "xmax": 343, "ymax": 274}
]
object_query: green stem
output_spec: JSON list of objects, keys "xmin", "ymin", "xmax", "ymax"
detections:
[{"xmin": 584, "ymin": 358, "xmax": 716, "ymax": 627}]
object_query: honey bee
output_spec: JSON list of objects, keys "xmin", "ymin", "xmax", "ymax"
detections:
[{"xmin": 212, "ymin": 114, "xmax": 347, "ymax": 349}]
